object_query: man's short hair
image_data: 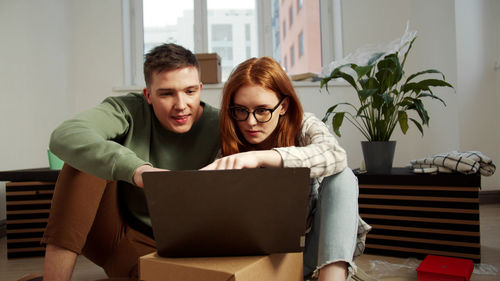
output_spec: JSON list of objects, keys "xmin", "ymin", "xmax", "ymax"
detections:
[{"xmin": 144, "ymin": 43, "xmax": 200, "ymax": 87}]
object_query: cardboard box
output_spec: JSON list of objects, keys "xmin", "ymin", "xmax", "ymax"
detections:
[
  {"xmin": 416, "ymin": 255, "xmax": 474, "ymax": 281},
  {"xmin": 195, "ymin": 53, "xmax": 221, "ymax": 84},
  {"xmin": 139, "ymin": 252, "xmax": 303, "ymax": 281}
]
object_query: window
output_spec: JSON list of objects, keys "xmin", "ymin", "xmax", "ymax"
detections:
[
  {"xmin": 290, "ymin": 45, "xmax": 295, "ymax": 66},
  {"xmin": 298, "ymin": 31, "xmax": 304, "ymax": 57},
  {"xmin": 282, "ymin": 20, "xmax": 286, "ymax": 40},
  {"xmin": 122, "ymin": 0, "xmax": 343, "ymax": 85}
]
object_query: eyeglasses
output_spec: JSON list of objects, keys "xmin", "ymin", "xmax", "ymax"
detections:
[{"xmin": 229, "ymin": 96, "xmax": 286, "ymax": 123}]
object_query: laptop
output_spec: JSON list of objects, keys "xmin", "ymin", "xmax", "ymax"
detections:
[{"xmin": 142, "ymin": 167, "xmax": 310, "ymax": 258}]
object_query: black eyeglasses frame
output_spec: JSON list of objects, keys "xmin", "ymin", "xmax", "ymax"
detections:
[{"xmin": 229, "ymin": 96, "xmax": 287, "ymax": 123}]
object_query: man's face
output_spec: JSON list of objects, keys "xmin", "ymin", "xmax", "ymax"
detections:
[{"xmin": 143, "ymin": 67, "xmax": 203, "ymax": 134}]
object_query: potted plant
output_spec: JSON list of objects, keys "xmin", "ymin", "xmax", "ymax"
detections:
[{"xmin": 320, "ymin": 36, "xmax": 453, "ymax": 173}]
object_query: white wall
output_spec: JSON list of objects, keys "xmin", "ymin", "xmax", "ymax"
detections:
[
  {"xmin": 455, "ymin": 0, "xmax": 500, "ymax": 192},
  {"xmin": 0, "ymin": 0, "xmax": 498, "ymax": 223},
  {"xmin": 0, "ymin": 0, "xmax": 71, "ymax": 221},
  {"xmin": 67, "ymin": 0, "xmax": 124, "ymax": 113}
]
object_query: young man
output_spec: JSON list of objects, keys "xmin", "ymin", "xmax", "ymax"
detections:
[{"xmin": 38, "ymin": 43, "xmax": 220, "ymax": 281}]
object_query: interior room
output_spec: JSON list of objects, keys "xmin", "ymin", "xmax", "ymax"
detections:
[{"xmin": 1, "ymin": 0, "xmax": 499, "ymax": 280}]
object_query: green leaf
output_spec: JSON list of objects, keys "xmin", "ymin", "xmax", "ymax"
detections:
[
  {"xmin": 375, "ymin": 120, "xmax": 390, "ymax": 141},
  {"xmin": 354, "ymin": 65, "xmax": 374, "ymax": 80},
  {"xmin": 409, "ymin": 99, "xmax": 429, "ymax": 125},
  {"xmin": 372, "ymin": 92, "xmax": 385, "ymax": 109},
  {"xmin": 416, "ymin": 78, "xmax": 454, "ymax": 89},
  {"xmin": 401, "ymin": 37, "xmax": 416, "ymax": 68},
  {"xmin": 406, "ymin": 69, "xmax": 445, "ymax": 83},
  {"xmin": 402, "ymin": 79, "xmax": 453, "ymax": 93},
  {"xmin": 322, "ymin": 104, "xmax": 341, "ymax": 122},
  {"xmin": 358, "ymin": 89, "xmax": 377, "ymax": 102},
  {"xmin": 332, "ymin": 112, "xmax": 345, "ymax": 137},
  {"xmin": 398, "ymin": 111, "xmax": 409, "ymax": 134},
  {"xmin": 321, "ymin": 63, "xmax": 359, "ymax": 91},
  {"xmin": 375, "ymin": 67, "xmax": 397, "ymax": 92},
  {"xmin": 409, "ymin": 118, "xmax": 424, "ymax": 136},
  {"xmin": 356, "ymin": 103, "xmax": 370, "ymax": 116},
  {"xmin": 320, "ymin": 77, "xmax": 331, "ymax": 91},
  {"xmin": 418, "ymin": 92, "xmax": 447, "ymax": 106},
  {"xmin": 382, "ymin": 103, "xmax": 395, "ymax": 121}
]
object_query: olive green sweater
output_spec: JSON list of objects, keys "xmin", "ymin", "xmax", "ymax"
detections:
[{"xmin": 49, "ymin": 92, "xmax": 220, "ymax": 232}]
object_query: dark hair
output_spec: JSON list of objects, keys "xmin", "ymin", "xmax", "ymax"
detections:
[
  {"xmin": 143, "ymin": 43, "xmax": 200, "ymax": 87},
  {"xmin": 220, "ymin": 57, "xmax": 303, "ymax": 155}
]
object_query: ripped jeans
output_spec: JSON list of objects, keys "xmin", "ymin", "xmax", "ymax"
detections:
[{"xmin": 303, "ymin": 167, "xmax": 359, "ymax": 277}]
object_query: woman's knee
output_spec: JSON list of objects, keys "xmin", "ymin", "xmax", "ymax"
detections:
[{"xmin": 320, "ymin": 168, "xmax": 358, "ymax": 200}]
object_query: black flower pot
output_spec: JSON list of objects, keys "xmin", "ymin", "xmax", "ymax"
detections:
[{"xmin": 361, "ymin": 141, "xmax": 396, "ymax": 174}]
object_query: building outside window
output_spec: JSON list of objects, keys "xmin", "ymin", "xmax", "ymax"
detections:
[
  {"xmin": 297, "ymin": 0, "xmax": 303, "ymax": 11},
  {"xmin": 298, "ymin": 31, "xmax": 304, "ymax": 57},
  {"xmin": 282, "ymin": 20, "xmax": 287, "ymax": 40},
  {"xmin": 277, "ymin": 0, "xmax": 322, "ymax": 75}
]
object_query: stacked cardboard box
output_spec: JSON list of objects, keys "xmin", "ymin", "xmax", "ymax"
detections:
[{"xmin": 195, "ymin": 53, "xmax": 221, "ymax": 84}]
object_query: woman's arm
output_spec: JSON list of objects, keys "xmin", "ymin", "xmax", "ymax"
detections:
[
  {"xmin": 273, "ymin": 113, "xmax": 347, "ymax": 178},
  {"xmin": 201, "ymin": 150, "xmax": 283, "ymax": 170}
]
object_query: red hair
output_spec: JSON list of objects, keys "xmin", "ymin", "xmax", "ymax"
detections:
[{"xmin": 220, "ymin": 57, "xmax": 303, "ymax": 156}]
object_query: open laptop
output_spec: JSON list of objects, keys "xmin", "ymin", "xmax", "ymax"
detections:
[{"xmin": 142, "ymin": 167, "xmax": 310, "ymax": 258}]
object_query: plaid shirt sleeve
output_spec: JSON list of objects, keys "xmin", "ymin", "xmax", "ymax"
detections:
[{"xmin": 273, "ymin": 112, "xmax": 348, "ymax": 178}]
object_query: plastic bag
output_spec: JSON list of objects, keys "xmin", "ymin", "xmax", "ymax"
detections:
[
  {"xmin": 366, "ymin": 258, "xmax": 420, "ymax": 279},
  {"xmin": 365, "ymin": 258, "xmax": 498, "ymax": 280},
  {"xmin": 321, "ymin": 22, "xmax": 417, "ymax": 78},
  {"xmin": 474, "ymin": 263, "xmax": 499, "ymax": 275}
]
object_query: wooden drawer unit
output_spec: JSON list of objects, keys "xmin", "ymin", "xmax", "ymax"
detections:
[
  {"xmin": 6, "ymin": 181, "xmax": 55, "ymax": 258},
  {"xmin": 1, "ymin": 168, "xmax": 59, "ymax": 259},
  {"xmin": 356, "ymin": 168, "xmax": 481, "ymax": 263}
]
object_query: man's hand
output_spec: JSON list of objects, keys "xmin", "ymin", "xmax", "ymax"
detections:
[
  {"xmin": 201, "ymin": 150, "xmax": 283, "ymax": 170},
  {"xmin": 133, "ymin": 164, "xmax": 168, "ymax": 188}
]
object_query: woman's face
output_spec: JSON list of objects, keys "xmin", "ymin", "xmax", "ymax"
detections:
[{"xmin": 232, "ymin": 85, "xmax": 288, "ymax": 145}]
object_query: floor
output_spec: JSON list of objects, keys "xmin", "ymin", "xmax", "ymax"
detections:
[{"xmin": 1, "ymin": 204, "xmax": 499, "ymax": 281}]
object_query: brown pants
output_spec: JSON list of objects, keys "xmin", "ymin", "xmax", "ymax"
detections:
[{"xmin": 42, "ymin": 164, "xmax": 156, "ymax": 279}]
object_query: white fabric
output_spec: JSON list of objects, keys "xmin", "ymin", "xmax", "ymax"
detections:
[{"xmin": 410, "ymin": 151, "xmax": 495, "ymax": 176}]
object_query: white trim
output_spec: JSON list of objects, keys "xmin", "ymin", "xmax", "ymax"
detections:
[
  {"xmin": 122, "ymin": 0, "xmax": 145, "ymax": 86},
  {"xmin": 132, "ymin": 0, "xmax": 145, "ymax": 86},
  {"xmin": 257, "ymin": 0, "xmax": 273, "ymax": 56},
  {"xmin": 122, "ymin": 0, "xmax": 132, "ymax": 85},
  {"xmin": 194, "ymin": 0, "xmax": 208, "ymax": 53},
  {"xmin": 332, "ymin": 0, "xmax": 344, "ymax": 61}
]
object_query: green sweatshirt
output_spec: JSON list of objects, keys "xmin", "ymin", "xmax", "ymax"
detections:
[{"xmin": 49, "ymin": 92, "xmax": 220, "ymax": 232}]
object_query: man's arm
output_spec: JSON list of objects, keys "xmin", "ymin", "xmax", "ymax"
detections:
[{"xmin": 50, "ymin": 97, "xmax": 150, "ymax": 183}]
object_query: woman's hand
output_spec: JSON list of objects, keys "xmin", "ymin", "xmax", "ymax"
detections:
[
  {"xmin": 201, "ymin": 150, "xmax": 283, "ymax": 170},
  {"xmin": 133, "ymin": 164, "xmax": 168, "ymax": 188}
]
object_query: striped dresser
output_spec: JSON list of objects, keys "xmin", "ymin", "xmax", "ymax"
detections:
[
  {"xmin": 355, "ymin": 167, "xmax": 481, "ymax": 263},
  {"xmin": 1, "ymin": 168, "xmax": 59, "ymax": 258}
]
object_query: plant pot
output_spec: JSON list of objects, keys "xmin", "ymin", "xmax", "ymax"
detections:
[{"xmin": 361, "ymin": 141, "xmax": 396, "ymax": 174}]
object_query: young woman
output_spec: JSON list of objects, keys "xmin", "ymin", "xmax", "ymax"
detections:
[{"xmin": 203, "ymin": 57, "xmax": 370, "ymax": 281}]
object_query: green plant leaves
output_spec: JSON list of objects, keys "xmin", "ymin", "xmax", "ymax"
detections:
[
  {"xmin": 332, "ymin": 112, "xmax": 345, "ymax": 137},
  {"xmin": 320, "ymin": 36, "xmax": 453, "ymax": 141},
  {"xmin": 398, "ymin": 111, "xmax": 409, "ymax": 134},
  {"xmin": 406, "ymin": 69, "xmax": 445, "ymax": 83}
]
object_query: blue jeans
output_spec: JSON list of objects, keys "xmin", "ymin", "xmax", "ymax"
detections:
[{"xmin": 303, "ymin": 168, "xmax": 359, "ymax": 277}]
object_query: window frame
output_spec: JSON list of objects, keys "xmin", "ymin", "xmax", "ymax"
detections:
[{"xmin": 122, "ymin": 0, "xmax": 343, "ymax": 86}]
